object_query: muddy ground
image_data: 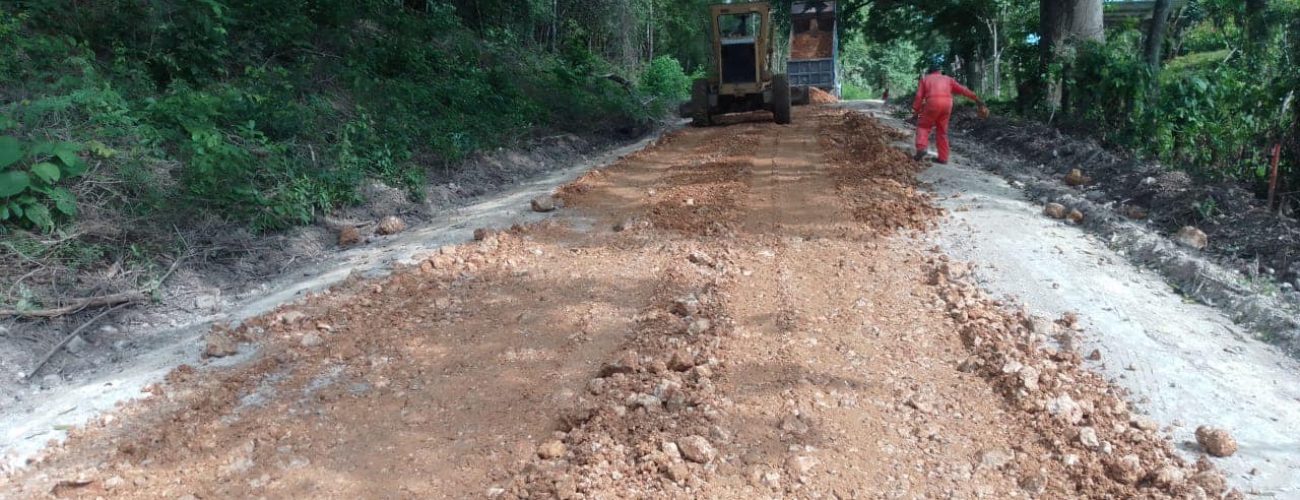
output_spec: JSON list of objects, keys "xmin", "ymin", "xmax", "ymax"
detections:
[{"xmin": 0, "ymin": 107, "xmax": 1250, "ymax": 498}]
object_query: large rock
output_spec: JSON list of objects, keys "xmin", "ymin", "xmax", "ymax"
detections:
[
  {"xmin": 338, "ymin": 226, "xmax": 362, "ymax": 247},
  {"xmin": 376, "ymin": 216, "xmax": 406, "ymax": 235},
  {"xmin": 1064, "ymin": 168, "xmax": 1089, "ymax": 186},
  {"xmin": 677, "ymin": 435, "xmax": 715, "ymax": 463},
  {"xmin": 1043, "ymin": 203, "xmax": 1068, "ymax": 219},
  {"xmin": 1174, "ymin": 226, "xmax": 1208, "ymax": 250},
  {"xmin": 531, "ymin": 195, "xmax": 557, "ymax": 212},
  {"xmin": 537, "ymin": 440, "xmax": 566, "ymax": 459},
  {"xmin": 1195, "ymin": 426, "xmax": 1237, "ymax": 457}
]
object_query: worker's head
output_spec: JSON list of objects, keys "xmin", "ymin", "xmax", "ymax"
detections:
[{"xmin": 926, "ymin": 54, "xmax": 945, "ymax": 74}]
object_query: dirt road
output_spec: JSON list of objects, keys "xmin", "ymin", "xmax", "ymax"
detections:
[{"xmin": 0, "ymin": 108, "xmax": 1237, "ymax": 498}]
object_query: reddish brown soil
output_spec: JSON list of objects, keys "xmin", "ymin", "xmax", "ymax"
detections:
[
  {"xmin": 808, "ymin": 87, "xmax": 838, "ymax": 104},
  {"xmin": 0, "ymin": 108, "xmax": 1235, "ymax": 499},
  {"xmin": 791, "ymin": 31, "xmax": 833, "ymax": 60}
]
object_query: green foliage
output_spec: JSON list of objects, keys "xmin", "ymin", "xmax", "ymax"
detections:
[
  {"xmin": 0, "ymin": 135, "xmax": 86, "ymax": 232},
  {"xmin": 840, "ymin": 35, "xmax": 923, "ymax": 96},
  {"xmin": 640, "ymin": 56, "xmax": 692, "ymax": 104},
  {"xmin": 0, "ymin": 0, "xmax": 668, "ymax": 233}
]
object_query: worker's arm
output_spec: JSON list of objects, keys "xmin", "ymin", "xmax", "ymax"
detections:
[
  {"xmin": 912, "ymin": 80, "xmax": 926, "ymax": 115},
  {"xmin": 951, "ymin": 79, "xmax": 981, "ymax": 103}
]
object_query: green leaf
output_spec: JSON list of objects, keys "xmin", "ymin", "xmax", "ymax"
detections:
[
  {"xmin": 48, "ymin": 187, "xmax": 76, "ymax": 216},
  {"xmin": 54, "ymin": 143, "xmax": 87, "ymax": 176},
  {"xmin": 0, "ymin": 136, "xmax": 21, "ymax": 169},
  {"xmin": 30, "ymin": 162, "xmax": 61, "ymax": 183},
  {"xmin": 0, "ymin": 204, "xmax": 8, "ymax": 220},
  {"xmin": 0, "ymin": 170, "xmax": 30, "ymax": 197},
  {"xmin": 24, "ymin": 204, "xmax": 52, "ymax": 231},
  {"xmin": 8, "ymin": 201, "xmax": 22, "ymax": 217}
]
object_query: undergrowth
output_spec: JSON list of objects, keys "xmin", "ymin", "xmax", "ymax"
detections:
[{"xmin": 0, "ymin": 1, "xmax": 690, "ymax": 311}]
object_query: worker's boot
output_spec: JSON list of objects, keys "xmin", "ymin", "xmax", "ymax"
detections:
[{"xmin": 913, "ymin": 150, "xmax": 926, "ymax": 161}]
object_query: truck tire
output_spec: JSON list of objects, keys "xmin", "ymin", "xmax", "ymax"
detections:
[
  {"xmin": 691, "ymin": 79, "xmax": 712, "ymax": 127},
  {"xmin": 772, "ymin": 74, "xmax": 792, "ymax": 124}
]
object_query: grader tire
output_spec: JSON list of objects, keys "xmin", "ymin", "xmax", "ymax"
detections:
[
  {"xmin": 773, "ymin": 74, "xmax": 792, "ymax": 125},
  {"xmin": 691, "ymin": 79, "xmax": 713, "ymax": 127}
]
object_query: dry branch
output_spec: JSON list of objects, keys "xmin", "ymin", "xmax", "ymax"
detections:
[{"xmin": 0, "ymin": 291, "xmax": 149, "ymax": 319}]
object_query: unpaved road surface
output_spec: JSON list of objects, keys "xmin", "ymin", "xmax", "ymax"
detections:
[{"xmin": 1, "ymin": 108, "xmax": 1242, "ymax": 498}]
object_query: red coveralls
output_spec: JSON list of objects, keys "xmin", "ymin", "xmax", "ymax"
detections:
[{"xmin": 912, "ymin": 72, "xmax": 978, "ymax": 163}]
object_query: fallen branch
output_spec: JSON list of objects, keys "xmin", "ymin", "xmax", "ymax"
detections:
[
  {"xmin": 0, "ymin": 291, "xmax": 149, "ymax": 319},
  {"xmin": 25, "ymin": 302, "xmax": 132, "ymax": 379}
]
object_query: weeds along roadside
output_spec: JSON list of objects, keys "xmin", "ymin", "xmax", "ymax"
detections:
[{"xmin": 0, "ymin": 3, "xmax": 693, "ymax": 319}]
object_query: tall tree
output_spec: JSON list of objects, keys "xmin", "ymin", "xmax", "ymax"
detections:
[{"xmin": 1143, "ymin": 0, "xmax": 1172, "ymax": 69}]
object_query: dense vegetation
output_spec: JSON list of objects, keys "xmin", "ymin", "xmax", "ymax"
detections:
[
  {"xmin": 839, "ymin": 0, "xmax": 1300, "ymax": 207},
  {"xmin": 0, "ymin": 0, "xmax": 715, "ymax": 310}
]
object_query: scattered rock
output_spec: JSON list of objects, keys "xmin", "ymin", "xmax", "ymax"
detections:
[
  {"xmin": 1064, "ymin": 168, "xmax": 1089, "ymax": 186},
  {"xmin": 677, "ymin": 435, "xmax": 715, "ymax": 464},
  {"xmin": 1078, "ymin": 426, "xmax": 1100, "ymax": 449},
  {"xmin": 537, "ymin": 440, "xmax": 566, "ymax": 459},
  {"xmin": 975, "ymin": 448, "xmax": 1013, "ymax": 470},
  {"xmin": 1018, "ymin": 473, "xmax": 1048, "ymax": 495},
  {"xmin": 202, "ymin": 334, "xmax": 238, "ymax": 358},
  {"xmin": 376, "ymin": 216, "xmax": 406, "ymax": 235},
  {"xmin": 531, "ymin": 195, "xmax": 557, "ymax": 212},
  {"xmin": 103, "ymin": 476, "xmax": 126, "ymax": 490},
  {"xmin": 599, "ymin": 351, "xmax": 640, "ymax": 376},
  {"xmin": 1046, "ymin": 393, "xmax": 1083, "ymax": 425},
  {"xmin": 1152, "ymin": 465, "xmax": 1186, "ymax": 488},
  {"xmin": 1120, "ymin": 204, "xmax": 1148, "ymax": 220},
  {"xmin": 1043, "ymin": 203, "xmax": 1068, "ymax": 219},
  {"xmin": 668, "ymin": 350, "xmax": 696, "ymax": 371},
  {"xmin": 300, "ymin": 332, "xmax": 324, "ymax": 348},
  {"xmin": 1086, "ymin": 349, "xmax": 1102, "ymax": 361},
  {"xmin": 63, "ymin": 335, "xmax": 88, "ymax": 354},
  {"xmin": 1105, "ymin": 454, "xmax": 1143, "ymax": 484},
  {"xmin": 687, "ymin": 318, "xmax": 711, "ymax": 335},
  {"xmin": 338, "ymin": 226, "xmax": 362, "ymax": 247},
  {"xmin": 664, "ymin": 462, "xmax": 691, "ymax": 483},
  {"xmin": 1131, "ymin": 415, "xmax": 1159, "ymax": 431},
  {"xmin": 278, "ymin": 311, "xmax": 306, "ymax": 325},
  {"xmin": 1195, "ymin": 426, "xmax": 1237, "ymax": 457},
  {"xmin": 1174, "ymin": 226, "xmax": 1208, "ymax": 250},
  {"xmin": 785, "ymin": 455, "xmax": 819, "ymax": 475},
  {"xmin": 671, "ymin": 295, "xmax": 701, "ymax": 317},
  {"xmin": 39, "ymin": 371, "xmax": 61, "ymax": 387},
  {"xmin": 473, "ymin": 228, "xmax": 492, "ymax": 241},
  {"xmin": 780, "ymin": 415, "xmax": 811, "ymax": 436},
  {"xmin": 687, "ymin": 250, "xmax": 716, "ymax": 267},
  {"xmin": 1067, "ymin": 209, "xmax": 1084, "ymax": 224}
]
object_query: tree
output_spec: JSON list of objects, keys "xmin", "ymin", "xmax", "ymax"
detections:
[{"xmin": 1144, "ymin": 0, "xmax": 1173, "ymax": 69}]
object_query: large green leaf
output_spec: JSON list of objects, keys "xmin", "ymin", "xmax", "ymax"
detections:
[
  {"xmin": 54, "ymin": 143, "xmax": 88, "ymax": 177},
  {"xmin": 31, "ymin": 162, "xmax": 61, "ymax": 183},
  {"xmin": 0, "ymin": 204, "xmax": 8, "ymax": 220},
  {"xmin": 48, "ymin": 187, "xmax": 77, "ymax": 216},
  {"xmin": 0, "ymin": 171, "xmax": 30, "ymax": 197},
  {"xmin": 0, "ymin": 136, "xmax": 21, "ymax": 169},
  {"xmin": 8, "ymin": 201, "xmax": 22, "ymax": 217},
  {"xmin": 24, "ymin": 204, "xmax": 52, "ymax": 231}
]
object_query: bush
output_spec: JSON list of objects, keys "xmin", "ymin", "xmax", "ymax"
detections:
[
  {"xmin": 640, "ymin": 56, "xmax": 692, "ymax": 104},
  {"xmin": 0, "ymin": 1, "xmax": 650, "ymax": 233}
]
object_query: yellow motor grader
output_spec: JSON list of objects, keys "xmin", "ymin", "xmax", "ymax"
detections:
[{"xmin": 687, "ymin": 1, "xmax": 792, "ymax": 126}]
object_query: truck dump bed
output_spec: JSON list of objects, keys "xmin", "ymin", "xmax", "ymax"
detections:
[{"xmin": 788, "ymin": 1, "xmax": 837, "ymax": 95}]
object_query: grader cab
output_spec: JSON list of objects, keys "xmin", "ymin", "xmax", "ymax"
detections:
[{"xmin": 688, "ymin": 2, "xmax": 792, "ymax": 126}]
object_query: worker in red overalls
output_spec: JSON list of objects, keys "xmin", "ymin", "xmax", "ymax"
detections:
[{"xmin": 912, "ymin": 60, "xmax": 985, "ymax": 164}]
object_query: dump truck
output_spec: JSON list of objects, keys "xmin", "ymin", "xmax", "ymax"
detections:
[
  {"xmin": 788, "ymin": 1, "xmax": 838, "ymax": 105},
  {"xmin": 688, "ymin": 1, "xmax": 792, "ymax": 126}
]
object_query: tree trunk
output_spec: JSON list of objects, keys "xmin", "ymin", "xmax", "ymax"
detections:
[
  {"xmin": 1037, "ymin": 0, "xmax": 1104, "ymax": 112},
  {"xmin": 1144, "ymin": 0, "xmax": 1172, "ymax": 69}
]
